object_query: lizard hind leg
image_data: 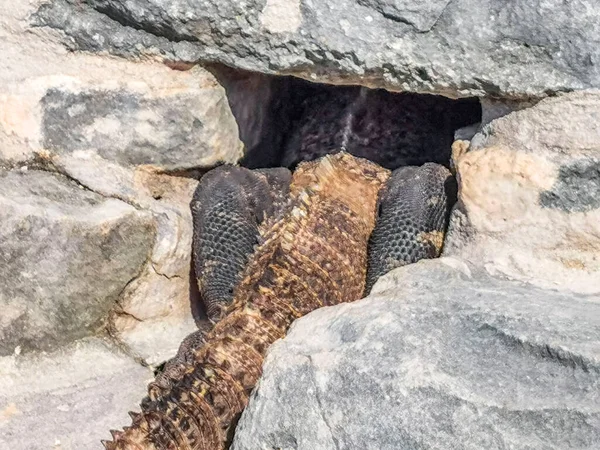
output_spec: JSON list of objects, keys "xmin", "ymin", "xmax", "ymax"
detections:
[
  {"xmin": 365, "ymin": 163, "xmax": 457, "ymax": 294},
  {"xmin": 191, "ymin": 165, "xmax": 291, "ymax": 322}
]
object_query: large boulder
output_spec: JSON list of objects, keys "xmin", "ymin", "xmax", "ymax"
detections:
[
  {"xmin": 232, "ymin": 258, "xmax": 600, "ymax": 450},
  {"xmin": 445, "ymin": 90, "xmax": 600, "ymax": 294},
  {"xmin": 0, "ymin": 169, "xmax": 155, "ymax": 355},
  {"xmin": 34, "ymin": 0, "xmax": 600, "ymax": 98}
]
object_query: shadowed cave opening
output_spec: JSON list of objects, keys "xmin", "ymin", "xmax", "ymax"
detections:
[{"xmin": 206, "ymin": 64, "xmax": 482, "ymax": 171}]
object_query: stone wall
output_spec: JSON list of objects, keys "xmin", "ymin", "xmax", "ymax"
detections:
[
  {"xmin": 1, "ymin": 0, "xmax": 599, "ymax": 448},
  {"xmin": 34, "ymin": 0, "xmax": 600, "ymax": 98},
  {"xmin": 0, "ymin": 2, "xmax": 242, "ymax": 446}
]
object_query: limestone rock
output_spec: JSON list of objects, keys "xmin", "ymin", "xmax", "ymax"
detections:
[
  {"xmin": 0, "ymin": 0, "xmax": 242, "ymax": 169},
  {"xmin": 34, "ymin": 0, "xmax": 600, "ymax": 98},
  {"xmin": 445, "ymin": 90, "xmax": 600, "ymax": 294},
  {"xmin": 0, "ymin": 67, "xmax": 242, "ymax": 170},
  {"xmin": 0, "ymin": 338, "xmax": 152, "ymax": 449},
  {"xmin": 108, "ymin": 169, "xmax": 203, "ymax": 366},
  {"xmin": 0, "ymin": 1, "xmax": 231, "ymax": 363},
  {"xmin": 49, "ymin": 150, "xmax": 204, "ymax": 364},
  {"xmin": 0, "ymin": 169, "xmax": 155, "ymax": 356},
  {"xmin": 232, "ymin": 258, "xmax": 600, "ymax": 450}
]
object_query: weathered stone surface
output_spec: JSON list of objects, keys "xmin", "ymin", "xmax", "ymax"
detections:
[
  {"xmin": 445, "ymin": 91, "xmax": 600, "ymax": 294},
  {"xmin": 0, "ymin": 337, "xmax": 152, "ymax": 449},
  {"xmin": 0, "ymin": 1, "xmax": 242, "ymax": 169},
  {"xmin": 3, "ymin": 150, "xmax": 203, "ymax": 364},
  {"xmin": 50, "ymin": 149, "xmax": 204, "ymax": 365},
  {"xmin": 108, "ymin": 169, "xmax": 203, "ymax": 366},
  {"xmin": 0, "ymin": 169, "xmax": 155, "ymax": 356},
  {"xmin": 40, "ymin": 74, "xmax": 241, "ymax": 170},
  {"xmin": 0, "ymin": 1, "xmax": 225, "ymax": 363},
  {"xmin": 233, "ymin": 258, "xmax": 600, "ymax": 450},
  {"xmin": 34, "ymin": 0, "xmax": 600, "ymax": 98},
  {"xmin": 1, "ymin": 69, "xmax": 242, "ymax": 170}
]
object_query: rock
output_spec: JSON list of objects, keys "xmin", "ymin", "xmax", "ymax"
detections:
[
  {"xmin": 40, "ymin": 71, "xmax": 241, "ymax": 170},
  {"xmin": 1, "ymin": 1, "xmax": 242, "ymax": 169},
  {"xmin": 108, "ymin": 169, "xmax": 204, "ymax": 366},
  {"xmin": 13, "ymin": 150, "xmax": 204, "ymax": 365},
  {"xmin": 0, "ymin": 169, "xmax": 155, "ymax": 356},
  {"xmin": 49, "ymin": 150, "xmax": 204, "ymax": 365},
  {"xmin": 232, "ymin": 258, "xmax": 600, "ymax": 450},
  {"xmin": 34, "ymin": 0, "xmax": 600, "ymax": 98},
  {"xmin": 445, "ymin": 90, "xmax": 600, "ymax": 294},
  {"xmin": 0, "ymin": 68, "xmax": 242, "ymax": 171},
  {"xmin": 0, "ymin": 1, "xmax": 233, "ymax": 363},
  {"xmin": 0, "ymin": 337, "xmax": 152, "ymax": 449}
]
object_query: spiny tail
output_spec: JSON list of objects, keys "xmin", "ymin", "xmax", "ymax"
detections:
[
  {"xmin": 101, "ymin": 152, "xmax": 389, "ymax": 450},
  {"xmin": 102, "ymin": 307, "xmax": 287, "ymax": 450}
]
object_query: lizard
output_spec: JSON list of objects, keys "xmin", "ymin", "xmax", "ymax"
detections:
[{"xmin": 102, "ymin": 151, "xmax": 456, "ymax": 449}]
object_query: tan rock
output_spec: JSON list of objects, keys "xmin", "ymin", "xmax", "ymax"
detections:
[
  {"xmin": 0, "ymin": 169, "xmax": 156, "ymax": 356},
  {"xmin": 0, "ymin": 69, "xmax": 242, "ymax": 170},
  {"xmin": 0, "ymin": 338, "xmax": 152, "ymax": 449},
  {"xmin": 260, "ymin": 0, "xmax": 303, "ymax": 33},
  {"xmin": 0, "ymin": 2, "xmax": 242, "ymax": 169},
  {"xmin": 445, "ymin": 91, "xmax": 600, "ymax": 294},
  {"xmin": 112, "ymin": 171, "xmax": 201, "ymax": 365}
]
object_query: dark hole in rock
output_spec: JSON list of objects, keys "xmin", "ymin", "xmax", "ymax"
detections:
[{"xmin": 206, "ymin": 63, "xmax": 482, "ymax": 171}]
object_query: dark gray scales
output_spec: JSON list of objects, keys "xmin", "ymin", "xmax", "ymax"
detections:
[
  {"xmin": 167, "ymin": 158, "xmax": 455, "ymax": 401},
  {"xmin": 190, "ymin": 165, "xmax": 291, "ymax": 322},
  {"xmin": 191, "ymin": 159, "xmax": 455, "ymax": 312},
  {"xmin": 365, "ymin": 163, "xmax": 457, "ymax": 293},
  {"xmin": 156, "ymin": 166, "xmax": 291, "ymax": 403}
]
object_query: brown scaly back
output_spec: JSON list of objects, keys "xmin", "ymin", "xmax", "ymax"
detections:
[{"xmin": 102, "ymin": 152, "xmax": 390, "ymax": 450}]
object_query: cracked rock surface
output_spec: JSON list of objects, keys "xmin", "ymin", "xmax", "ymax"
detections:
[
  {"xmin": 233, "ymin": 258, "xmax": 600, "ymax": 450},
  {"xmin": 0, "ymin": 338, "xmax": 152, "ymax": 449},
  {"xmin": 0, "ymin": 169, "xmax": 155, "ymax": 356},
  {"xmin": 0, "ymin": 1, "xmax": 239, "ymax": 441},
  {"xmin": 33, "ymin": 0, "xmax": 600, "ymax": 98},
  {"xmin": 446, "ymin": 90, "xmax": 600, "ymax": 295},
  {"xmin": 0, "ymin": 0, "xmax": 244, "ymax": 364}
]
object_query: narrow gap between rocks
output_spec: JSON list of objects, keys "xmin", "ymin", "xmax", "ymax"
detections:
[{"xmin": 204, "ymin": 63, "xmax": 482, "ymax": 172}]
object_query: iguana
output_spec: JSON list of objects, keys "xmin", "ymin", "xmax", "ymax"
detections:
[{"xmin": 103, "ymin": 152, "xmax": 456, "ymax": 449}]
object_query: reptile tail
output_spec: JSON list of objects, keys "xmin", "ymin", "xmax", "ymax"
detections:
[
  {"xmin": 102, "ymin": 311, "xmax": 282, "ymax": 450},
  {"xmin": 102, "ymin": 152, "xmax": 390, "ymax": 450}
]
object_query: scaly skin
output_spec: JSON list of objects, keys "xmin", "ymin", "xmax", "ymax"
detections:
[{"xmin": 103, "ymin": 152, "xmax": 390, "ymax": 450}]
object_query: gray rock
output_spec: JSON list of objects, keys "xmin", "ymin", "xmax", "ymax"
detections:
[
  {"xmin": 44, "ymin": 153, "xmax": 203, "ymax": 365},
  {"xmin": 0, "ymin": 169, "xmax": 155, "ymax": 355},
  {"xmin": 0, "ymin": 337, "xmax": 152, "ymax": 449},
  {"xmin": 107, "ymin": 169, "xmax": 204, "ymax": 366},
  {"xmin": 0, "ymin": 68, "xmax": 242, "ymax": 171},
  {"xmin": 0, "ymin": 3, "xmax": 242, "ymax": 170},
  {"xmin": 34, "ymin": 0, "xmax": 600, "ymax": 98},
  {"xmin": 445, "ymin": 90, "xmax": 600, "ymax": 295},
  {"xmin": 39, "ymin": 74, "xmax": 241, "ymax": 170},
  {"xmin": 0, "ymin": 2, "xmax": 230, "ymax": 363},
  {"xmin": 232, "ymin": 258, "xmax": 600, "ymax": 450}
]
